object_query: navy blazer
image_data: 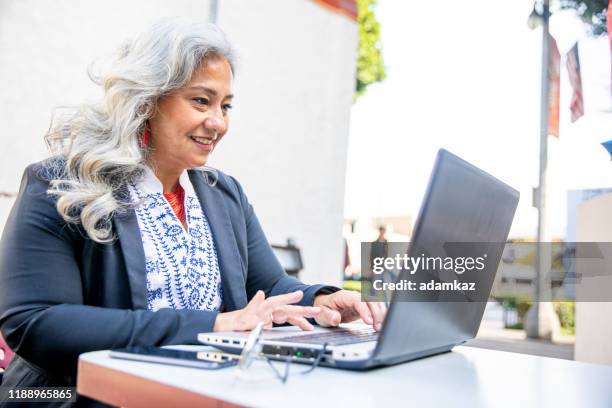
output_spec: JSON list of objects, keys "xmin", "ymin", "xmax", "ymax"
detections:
[{"xmin": 0, "ymin": 159, "xmax": 337, "ymax": 396}]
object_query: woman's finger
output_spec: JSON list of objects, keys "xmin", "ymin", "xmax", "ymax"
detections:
[
  {"xmin": 272, "ymin": 305, "xmax": 320, "ymax": 321},
  {"xmin": 315, "ymin": 306, "xmax": 342, "ymax": 327},
  {"xmin": 286, "ymin": 315, "xmax": 315, "ymax": 331},
  {"xmin": 351, "ymin": 298, "xmax": 374, "ymax": 325},
  {"xmin": 264, "ymin": 310, "xmax": 274, "ymax": 323},
  {"xmin": 247, "ymin": 290, "xmax": 266, "ymax": 307},
  {"xmin": 367, "ymin": 301, "xmax": 387, "ymax": 331},
  {"xmin": 261, "ymin": 290, "xmax": 304, "ymax": 311}
]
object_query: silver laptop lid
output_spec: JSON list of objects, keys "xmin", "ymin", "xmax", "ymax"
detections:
[{"xmin": 371, "ymin": 149, "xmax": 519, "ymax": 362}]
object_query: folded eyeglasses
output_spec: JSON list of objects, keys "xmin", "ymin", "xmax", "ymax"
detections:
[{"xmin": 235, "ymin": 322, "xmax": 329, "ymax": 383}]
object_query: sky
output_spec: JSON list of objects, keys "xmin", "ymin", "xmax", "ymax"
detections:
[{"xmin": 343, "ymin": 0, "xmax": 612, "ymax": 239}]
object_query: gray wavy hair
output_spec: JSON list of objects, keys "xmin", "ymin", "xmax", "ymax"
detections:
[{"xmin": 44, "ymin": 17, "xmax": 235, "ymax": 243}]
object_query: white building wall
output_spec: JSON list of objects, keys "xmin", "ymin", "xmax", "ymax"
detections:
[
  {"xmin": 575, "ymin": 193, "xmax": 612, "ymax": 366},
  {"xmin": 0, "ymin": 0, "xmax": 356, "ymax": 286}
]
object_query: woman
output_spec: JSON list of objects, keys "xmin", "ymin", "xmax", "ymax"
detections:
[{"xmin": 0, "ymin": 18, "xmax": 385, "ymax": 404}]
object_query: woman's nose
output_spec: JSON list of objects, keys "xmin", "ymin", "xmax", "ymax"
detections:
[{"xmin": 204, "ymin": 113, "xmax": 226, "ymax": 134}]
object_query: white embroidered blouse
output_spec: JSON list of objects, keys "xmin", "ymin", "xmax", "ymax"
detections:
[{"xmin": 128, "ymin": 167, "xmax": 223, "ymax": 312}]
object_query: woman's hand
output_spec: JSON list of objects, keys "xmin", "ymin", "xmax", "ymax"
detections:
[
  {"xmin": 313, "ymin": 290, "xmax": 387, "ymax": 331},
  {"xmin": 213, "ymin": 290, "xmax": 321, "ymax": 332}
]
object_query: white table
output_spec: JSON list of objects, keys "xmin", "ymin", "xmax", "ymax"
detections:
[{"xmin": 77, "ymin": 335, "xmax": 612, "ymax": 408}]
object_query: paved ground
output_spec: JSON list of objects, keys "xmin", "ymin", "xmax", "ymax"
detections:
[{"xmin": 465, "ymin": 303, "xmax": 575, "ymax": 360}]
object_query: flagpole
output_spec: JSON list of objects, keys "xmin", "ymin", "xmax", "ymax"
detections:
[
  {"xmin": 209, "ymin": 0, "xmax": 219, "ymax": 24},
  {"xmin": 526, "ymin": 0, "xmax": 558, "ymax": 340}
]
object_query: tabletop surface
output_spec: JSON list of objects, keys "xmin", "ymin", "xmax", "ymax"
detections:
[{"xmin": 78, "ymin": 327, "xmax": 612, "ymax": 408}]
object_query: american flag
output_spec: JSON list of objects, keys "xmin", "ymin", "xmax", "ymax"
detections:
[{"xmin": 566, "ymin": 43, "xmax": 584, "ymax": 122}]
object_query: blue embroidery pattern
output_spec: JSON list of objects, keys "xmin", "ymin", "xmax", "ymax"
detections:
[{"xmin": 130, "ymin": 179, "xmax": 223, "ymax": 312}]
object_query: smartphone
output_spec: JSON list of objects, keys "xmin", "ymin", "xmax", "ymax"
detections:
[{"xmin": 110, "ymin": 346, "xmax": 239, "ymax": 370}]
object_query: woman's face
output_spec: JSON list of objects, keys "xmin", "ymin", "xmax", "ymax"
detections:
[{"xmin": 148, "ymin": 57, "xmax": 233, "ymax": 171}]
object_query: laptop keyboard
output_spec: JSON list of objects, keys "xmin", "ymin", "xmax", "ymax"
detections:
[{"xmin": 275, "ymin": 327, "xmax": 379, "ymax": 346}]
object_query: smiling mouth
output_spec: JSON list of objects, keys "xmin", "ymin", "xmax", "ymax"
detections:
[{"xmin": 190, "ymin": 136, "xmax": 214, "ymax": 145}]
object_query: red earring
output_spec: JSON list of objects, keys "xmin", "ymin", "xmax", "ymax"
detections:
[{"xmin": 142, "ymin": 126, "xmax": 150, "ymax": 147}]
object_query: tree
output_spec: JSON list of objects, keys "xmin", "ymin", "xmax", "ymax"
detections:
[
  {"xmin": 559, "ymin": 0, "xmax": 609, "ymax": 36},
  {"xmin": 355, "ymin": 0, "xmax": 386, "ymax": 100}
]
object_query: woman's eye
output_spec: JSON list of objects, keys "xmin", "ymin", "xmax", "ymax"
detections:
[
  {"xmin": 222, "ymin": 104, "xmax": 233, "ymax": 112},
  {"xmin": 193, "ymin": 97, "xmax": 209, "ymax": 105}
]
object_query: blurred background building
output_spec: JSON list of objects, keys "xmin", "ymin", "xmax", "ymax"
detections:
[{"xmin": 0, "ymin": 0, "xmax": 358, "ymax": 287}]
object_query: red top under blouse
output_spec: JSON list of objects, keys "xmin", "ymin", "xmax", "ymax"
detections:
[{"xmin": 163, "ymin": 185, "xmax": 186, "ymax": 228}]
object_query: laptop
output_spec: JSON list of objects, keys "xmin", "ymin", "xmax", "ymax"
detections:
[{"xmin": 198, "ymin": 149, "xmax": 519, "ymax": 370}]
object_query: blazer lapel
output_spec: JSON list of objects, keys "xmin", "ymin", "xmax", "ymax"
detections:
[
  {"xmin": 189, "ymin": 170, "xmax": 247, "ymax": 312},
  {"xmin": 114, "ymin": 210, "xmax": 148, "ymax": 309}
]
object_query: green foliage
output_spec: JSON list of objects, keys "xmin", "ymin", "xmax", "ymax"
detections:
[
  {"xmin": 553, "ymin": 301, "xmax": 575, "ymax": 335},
  {"xmin": 495, "ymin": 295, "xmax": 533, "ymax": 320},
  {"xmin": 559, "ymin": 0, "xmax": 609, "ymax": 36},
  {"xmin": 355, "ymin": 0, "xmax": 386, "ymax": 100},
  {"xmin": 342, "ymin": 279, "xmax": 362, "ymax": 292},
  {"xmin": 495, "ymin": 295, "xmax": 575, "ymax": 335}
]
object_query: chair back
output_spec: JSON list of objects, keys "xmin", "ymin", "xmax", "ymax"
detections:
[{"xmin": 271, "ymin": 240, "xmax": 304, "ymax": 277}]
